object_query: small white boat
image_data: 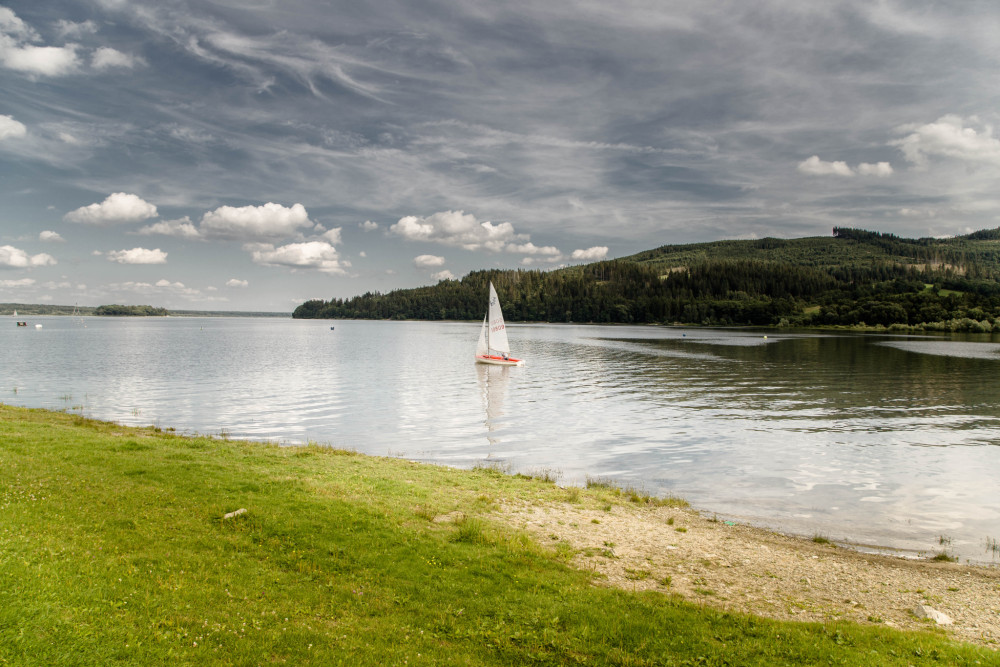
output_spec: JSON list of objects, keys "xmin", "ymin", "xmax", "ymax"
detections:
[{"xmin": 475, "ymin": 281, "xmax": 525, "ymax": 366}]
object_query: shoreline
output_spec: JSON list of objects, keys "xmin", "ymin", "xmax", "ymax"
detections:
[{"xmin": 499, "ymin": 495, "xmax": 1000, "ymax": 649}]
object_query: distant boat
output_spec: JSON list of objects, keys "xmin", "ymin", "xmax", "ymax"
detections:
[
  {"xmin": 16, "ymin": 321, "xmax": 27, "ymax": 327},
  {"xmin": 13, "ymin": 309, "xmax": 17, "ymax": 317},
  {"xmin": 475, "ymin": 281, "xmax": 525, "ymax": 366}
]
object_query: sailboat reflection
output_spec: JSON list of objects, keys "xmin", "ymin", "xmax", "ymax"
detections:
[{"xmin": 476, "ymin": 363, "xmax": 511, "ymax": 445}]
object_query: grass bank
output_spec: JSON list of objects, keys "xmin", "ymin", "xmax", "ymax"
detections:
[{"xmin": 0, "ymin": 405, "xmax": 992, "ymax": 665}]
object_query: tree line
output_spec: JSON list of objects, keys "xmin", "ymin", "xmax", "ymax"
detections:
[{"xmin": 294, "ymin": 228, "xmax": 1000, "ymax": 331}]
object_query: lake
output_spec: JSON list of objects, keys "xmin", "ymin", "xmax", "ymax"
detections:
[{"xmin": 4, "ymin": 316, "xmax": 999, "ymax": 564}]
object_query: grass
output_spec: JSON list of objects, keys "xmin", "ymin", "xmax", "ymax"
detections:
[{"xmin": 0, "ymin": 404, "xmax": 992, "ymax": 666}]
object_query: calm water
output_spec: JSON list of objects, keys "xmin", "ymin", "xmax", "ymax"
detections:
[{"xmin": 4, "ymin": 316, "xmax": 1000, "ymax": 563}]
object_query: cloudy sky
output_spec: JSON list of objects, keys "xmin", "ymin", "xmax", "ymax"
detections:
[{"xmin": 2, "ymin": 1, "xmax": 1000, "ymax": 311}]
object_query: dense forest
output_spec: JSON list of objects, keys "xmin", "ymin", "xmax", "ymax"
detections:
[
  {"xmin": 93, "ymin": 304, "xmax": 169, "ymax": 316},
  {"xmin": 294, "ymin": 227, "xmax": 1000, "ymax": 331}
]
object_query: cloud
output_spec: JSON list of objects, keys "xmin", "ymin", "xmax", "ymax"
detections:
[
  {"xmin": 106, "ymin": 247, "xmax": 168, "ymax": 264},
  {"xmin": 1, "ymin": 44, "xmax": 80, "ymax": 76},
  {"xmin": 136, "ymin": 216, "xmax": 201, "ymax": 238},
  {"xmin": 0, "ymin": 278, "xmax": 36, "ymax": 287},
  {"xmin": 249, "ymin": 240, "xmax": 344, "ymax": 273},
  {"xmin": 92, "ymin": 47, "xmax": 144, "ymax": 70},
  {"xmin": 892, "ymin": 115, "xmax": 1000, "ymax": 167},
  {"xmin": 201, "ymin": 202, "xmax": 312, "ymax": 241},
  {"xmin": 360, "ymin": 220, "xmax": 379, "ymax": 231},
  {"xmin": 0, "ymin": 8, "xmax": 35, "ymax": 40},
  {"xmin": 226, "ymin": 278, "xmax": 249, "ymax": 288},
  {"xmin": 505, "ymin": 242, "xmax": 562, "ymax": 256},
  {"xmin": 431, "ymin": 270, "xmax": 455, "ymax": 281},
  {"xmin": 857, "ymin": 162, "xmax": 894, "ymax": 177},
  {"xmin": 65, "ymin": 192, "xmax": 158, "ymax": 225},
  {"xmin": 390, "ymin": 210, "xmax": 526, "ymax": 252},
  {"xmin": 319, "ymin": 227, "xmax": 342, "ymax": 245},
  {"xmin": 54, "ymin": 19, "xmax": 97, "ymax": 39},
  {"xmin": 39, "ymin": 230, "xmax": 64, "ymax": 242},
  {"xmin": 0, "ymin": 245, "xmax": 57, "ymax": 268},
  {"xmin": 571, "ymin": 246, "xmax": 609, "ymax": 262},
  {"xmin": 0, "ymin": 114, "xmax": 26, "ymax": 140},
  {"xmin": 797, "ymin": 156, "xmax": 854, "ymax": 177},
  {"xmin": 413, "ymin": 254, "xmax": 445, "ymax": 269}
]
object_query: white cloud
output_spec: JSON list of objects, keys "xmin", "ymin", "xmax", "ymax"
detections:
[
  {"xmin": 797, "ymin": 155, "xmax": 854, "ymax": 177},
  {"xmin": 249, "ymin": 240, "xmax": 344, "ymax": 274},
  {"xmin": 892, "ymin": 115, "xmax": 1000, "ymax": 167},
  {"xmin": 390, "ymin": 210, "xmax": 526, "ymax": 252},
  {"xmin": 413, "ymin": 254, "xmax": 446, "ymax": 269},
  {"xmin": 65, "ymin": 192, "xmax": 158, "ymax": 225},
  {"xmin": 571, "ymin": 246, "xmax": 609, "ymax": 262},
  {"xmin": 106, "ymin": 247, "xmax": 168, "ymax": 264},
  {"xmin": 136, "ymin": 216, "xmax": 201, "ymax": 238},
  {"xmin": 226, "ymin": 278, "xmax": 249, "ymax": 288},
  {"xmin": 857, "ymin": 161, "xmax": 894, "ymax": 177},
  {"xmin": 0, "ymin": 278, "xmax": 35, "ymax": 287},
  {"xmin": 201, "ymin": 202, "xmax": 312, "ymax": 241},
  {"xmin": 505, "ymin": 242, "xmax": 562, "ymax": 256},
  {"xmin": 0, "ymin": 8, "xmax": 37, "ymax": 41},
  {"xmin": 1, "ymin": 44, "xmax": 79, "ymax": 76},
  {"xmin": 92, "ymin": 47, "xmax": 143, "ymax": 70},
  {"xmin": 54, "ymin": 19, "xmax": 97, "ymax": 39},
  {"xmin": 0, "ymin": 245, "xmax": 57, "ymax": 268},
  {"xmin": 360, "ymin": 220, "xmax": 379, "ymax": 231},
  {"xmin": 319, "ymin": 227, "xmax": 342, "ymax": 245},
  {"xmin": 0, "ymin": 114, "xmax": 26, "ymax": 140},
  {"xmin": 39, "ymin": 230, "xmax": 64, "ymax": 242},
  {"xmin": 431, "ymin": 270, "xmax": 455, "ymax": 281}
]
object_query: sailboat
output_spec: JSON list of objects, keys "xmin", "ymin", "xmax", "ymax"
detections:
[{"xmin": 475, "ymin": 282, "xmax": 525, "ymax": 366}]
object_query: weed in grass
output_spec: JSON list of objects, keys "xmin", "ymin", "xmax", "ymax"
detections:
[
  {"xmin": 931, "ymin": 551, "xmax": 957, "ymax": 562},
  {"xmin": 412, "ymin": 505, "xmax": 437, "ymax": 522},
  {"xmin": 986, "ymin": 536, "xmax": 1000, "ymax": 555},
  {"xmin": 939, "ymin": 534, "xmax": 952, "ymax": 546},
  {"xmin": 624, "ymin": 568, "xmax": 651, "ymax": 581},
  {"xmin": 590, "ymin": 518, "xmax": 600, "ymax": 524},
  {"xmin": 658, "ymin": 575, "xmax": 672, "ymax": 587},
  {"xmin": 675, "ymin": 527, "xmax": 687, "ymax": 533},
  {"xmin": 812, "ymin": 534, "xmax": 831, "ymax": 544},
  {"xmin": 666, "ymin": 517, "xmax": 675, "ymax": 526},
  {"xmin": 867, "ymin": 615, "xmax": 884, "ymax": 623},
  {"xmin": 565, "ymin": 487, "xmax": 580, "ymax": 503},
  {"xmin": 473, "ymin": 460, "xmax": 510, "ymax": 477}
]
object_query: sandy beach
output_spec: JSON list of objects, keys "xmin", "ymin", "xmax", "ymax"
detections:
[{"xmin": 499, "ymin": 498, "xmax": 1000, "ymax": 649}]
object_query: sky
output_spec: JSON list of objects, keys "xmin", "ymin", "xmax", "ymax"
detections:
[{"xmin": 2, "ymin": 1, "xmax": 1000, "ymax": 312}]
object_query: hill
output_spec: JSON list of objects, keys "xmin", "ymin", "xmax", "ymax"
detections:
[{"xmin": 294, "ymin": 227, "xmax": 1000, "ymax": 330}]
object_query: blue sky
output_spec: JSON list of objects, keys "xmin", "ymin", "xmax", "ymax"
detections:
[{"xmin": 2, "ymin": 1, "xmax": 1000, "ymax": 312}]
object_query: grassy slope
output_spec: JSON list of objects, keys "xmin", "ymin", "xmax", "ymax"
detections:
[{"xmin": 0, "ymin": 405, "xmax": 992, "ymax": 666}]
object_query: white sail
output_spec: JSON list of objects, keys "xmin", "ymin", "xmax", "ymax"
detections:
[
  {"xmin": 487, "ymin": 282, "xmax": 511, "ymax": 354},
  {"xmin": 476, "ymin": 314, "xmax": 489, "ymax": 357}
]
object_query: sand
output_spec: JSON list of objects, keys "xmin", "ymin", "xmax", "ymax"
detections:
[{"xmin": 498, "ymin": 498, "xmax": 1000, "ymax": 649}]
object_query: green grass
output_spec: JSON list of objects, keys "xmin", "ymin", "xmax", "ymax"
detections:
[{"xmin": 0, "ymin": 405, "xmax": 992, "ymax": 666}]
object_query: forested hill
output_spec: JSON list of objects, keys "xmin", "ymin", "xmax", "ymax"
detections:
[{"xmin": 294, "ymin": 227, "xmax": 1000, "ymax": 330}]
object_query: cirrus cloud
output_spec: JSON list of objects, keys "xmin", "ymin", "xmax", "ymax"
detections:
[
  {"xmin": 106, "ymin": 247, "xmax": 168, "ymax": 264},
  {"xmin": 65, "ymin": 192, "xmax": 158, "ymax": 225}
]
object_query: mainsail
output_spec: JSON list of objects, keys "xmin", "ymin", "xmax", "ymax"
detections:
[{"xmin": 487, "ymin": 282, "xmax": 510, "ymax": 354}]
